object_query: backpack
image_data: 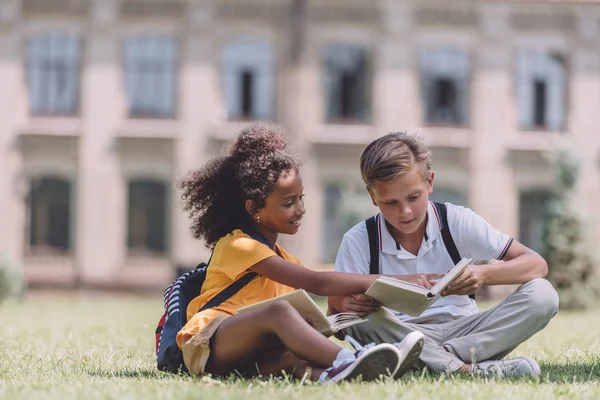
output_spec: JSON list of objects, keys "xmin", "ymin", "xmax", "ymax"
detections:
[
  {"xmin": 155, "ymin": 229, "xmax": 269, "ymax": 373},
  {"xmin": 365, "ymin": 201, "xmax": 475, "ymax": 300}
]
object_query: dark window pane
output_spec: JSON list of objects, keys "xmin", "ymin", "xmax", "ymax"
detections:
[
  {"xmin": 127, "ymin": 180, "xmax": 168, "ymax": 254},
  {"xmin": 241, "ymin": 70, "xmax": 254, "ymax": 118},
  {"xmin": 533, "ymin": 79, "xmax": 547, "ymax": 127},
  {"xmin": 519, "ymin": 191, "xmax": 554, "ymax": 252},
  {"xmin": 29, "ymin": 178, "xmax": 71, "ymax": 250},
  {"xmin": 430, "ymin": 78, "xmax": 458, "ymax": 123},
  {"xmin": 323, "ymin": 44, "xmax": 370, "ymax": 122}
]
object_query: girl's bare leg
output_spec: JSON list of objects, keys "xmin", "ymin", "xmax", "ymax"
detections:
[{"xmin": 205, "ymin": 301, "xmax": 341, "ymax": 377}]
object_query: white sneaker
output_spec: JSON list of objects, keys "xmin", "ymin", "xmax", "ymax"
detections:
[
  {"xmin": 319, "ymin": 341, "xmax": 401, "ymax": 384},
  {"xmin": 473, "ymin": 357, "xmax": 541, "ymax": 378},
  {"xmin": 392, "ymin": 331, "xmax": 424, "ymax": 379}
]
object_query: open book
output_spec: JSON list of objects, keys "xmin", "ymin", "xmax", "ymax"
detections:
[
  {"xmin": 365, "ymin": 257, "xmax": 473, "ymax": 317},
  {"xmin": 237, "ymin": 289, "xmax": 367, "ymax": 337}
]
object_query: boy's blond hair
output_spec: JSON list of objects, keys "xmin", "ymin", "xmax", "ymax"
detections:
[{"xmin": 360, "ymin": 132, "xmax": 431, "ymax": 187}]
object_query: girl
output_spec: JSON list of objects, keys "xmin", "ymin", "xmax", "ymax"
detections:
[{"xmin": 176, "ymin": 122, "xmax": 423, "ymax": 383}]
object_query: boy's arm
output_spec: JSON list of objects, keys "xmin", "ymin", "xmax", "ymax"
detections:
[
  {"xmin": 329, "ymin": 232, "xmax": 442, "ymax": 315},
  {"xmin": 443, "ymin": 240, "xmax": 547, "ymax": 296},
  {"xmin": 442, "ymin": 205, "xmax": 548, "ymax": 296}
]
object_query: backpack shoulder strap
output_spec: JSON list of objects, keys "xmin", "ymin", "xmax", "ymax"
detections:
[
  {"xmin": 198, "ymin": 227, "xmax": 271, "ymax": 313},
  {"xmin": 433, "ymin": 201, "xmax": 475, "ymax": 300},
  {"xmin": 365, "ymin": 215, "xmax": 380, "ymax": 275},
  {"xmin": 199, "ymin": 271, "xmax": 258, "ymax": 312},
  {"xmin": 433, "ymin": 202, "xmax": 461, "ymax": 265}
]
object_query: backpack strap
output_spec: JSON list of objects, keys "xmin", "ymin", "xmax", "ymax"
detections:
[
  {"xmin": 365, "ymin": 215, "xmax": 380, "ymax": 275},
  {"xmin": 198, "ymin": 227, "xmax": 272, "ymax": 313},
  {"xmin": 433, "ymin": 201, "xmax": 475, "ymax": 300},
  {"xmin": 433, "ymin": 202, "xmax": 461, "ymax": 265},
  {"xmin": 199, "ymin": 271, "xmax": 258, "ymax": 312}
]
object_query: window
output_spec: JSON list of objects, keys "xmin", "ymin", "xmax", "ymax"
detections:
[
  {"xmin": 222, "ymin": 39, "xmax": 274, "ymax": 120},
  {"xmin": 323, "ymin": 44, "xmax": 370, "ymax": 122},
  {"xmin": 28, "ymin": 177, "xmax": 72, "ymax": 251},
  {"xmin": 27, "ymin": 33, "xmax": 80, "ymax": 115},
  {"xmin": 420, "ymin": 48, "xmax": 470, "ymax": 125},
  {"xmin": 430, "ymin": 188, "xmax": 467, "ymax": 207},
  {"xmin": 125, "ymin": 35, "xmax": 177, "ymax": 118},
  {"xmin": 322, "ymin": 182, "xmax": 374, "ymax": 262},
  {"xmin": 519, "ymin": 190, "xmax": 555, "ymax": 253},
  {"xmin": 517, "ymin": 51, "xmax": 566, "ymax": 131},
  {"xmin": 127, "ymin": 180, "xmax": 168, "ymax": 255}
]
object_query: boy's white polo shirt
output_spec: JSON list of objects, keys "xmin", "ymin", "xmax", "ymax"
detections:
[{"xmin": 334, "ymin": 201, "xmax": 514, "ymax": 321}]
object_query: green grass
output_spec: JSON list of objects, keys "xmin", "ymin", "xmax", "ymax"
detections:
[{"xmin": 0, "ymin": 295, "xmax": 599, "ymax": 399}]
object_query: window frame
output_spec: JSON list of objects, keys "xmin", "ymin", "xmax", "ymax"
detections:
[
  {"xmin": 322, "ymin": 43, "xmax": 372, "ymax": 124},
  {"xmin": 123, "ymin": 34, "xmax": 179, "ymax": 119},
  {"xmin": 26, "ymin": 32, "xmax": 81, "ymax": 116},
  {"xmin": 419, "ymin": 47, "xmax": 471, "ymax": 127}
]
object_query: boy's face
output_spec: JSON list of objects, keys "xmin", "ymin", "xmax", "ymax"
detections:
[{"xmin": 368, "ymin": 168, "xmax": 434, "ymax": 239}]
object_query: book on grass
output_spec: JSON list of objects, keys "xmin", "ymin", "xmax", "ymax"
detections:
[
  {"xmin": 365, "ymin": 257, "xmax": 473, "ymax": 317},
  {"xmin": 237, "ymin": 289, "xmax": 367, "ymax": 337}
]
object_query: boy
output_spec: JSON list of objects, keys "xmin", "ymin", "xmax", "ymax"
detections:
[{"xmin": 328, "ymin": 132, "xmax": 559, "ymax": 377}]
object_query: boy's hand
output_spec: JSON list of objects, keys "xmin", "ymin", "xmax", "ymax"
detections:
[
  {"xmin": 393, "ymin": 274, "xmax": 444, "ymax": 289},
  {"xmin": 442, "ymin": 265, "xmax": 487, "ymax": 296},
  {"xmin": 328, "ymin": 294, "xmax": 381, "ymax": 317}
]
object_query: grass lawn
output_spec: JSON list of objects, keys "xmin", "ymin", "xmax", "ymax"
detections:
[{"xmin": 0, "ymin": 294, "xmax": 599, "ymax": 400}]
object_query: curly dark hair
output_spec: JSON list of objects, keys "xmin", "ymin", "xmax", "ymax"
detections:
[{"xmin": 177, "ymin": 122, "xmax": 300, "ymax": 249}]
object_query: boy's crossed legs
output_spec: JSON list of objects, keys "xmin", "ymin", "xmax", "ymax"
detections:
[{"xmin": 345, "ymin": 278, "xmax": 559, "ymax": 375}]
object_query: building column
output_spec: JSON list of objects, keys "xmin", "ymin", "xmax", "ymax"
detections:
[
  {"xmin": 77, "ymin": 1, "xmax": 124, "ymax": 285},
  {"xmin": 277, "ymin": 10, "xmax": 324, "ymax": 266},
  {"xmin": 469, "ymin": 6, "xmax": 518, "ymax": 236},
  {"xmin": 171, "ymin": 6, "xmax": 218, "ymax": 269},
  {"xmin": 570, "ymin": 50, "xmax": 600, "ymax": 239},
  {"xmin": 0, "ymin": 2, "xmax": 26, "ymax": 267},
  {"xmin": 376, "ymin": 0, "xmax": 420, "ymax": 133}
]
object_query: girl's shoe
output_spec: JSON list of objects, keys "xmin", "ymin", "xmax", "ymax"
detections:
[{"xmin": 319, "ymin": 342, "xmax": 400, "ymax": 384}]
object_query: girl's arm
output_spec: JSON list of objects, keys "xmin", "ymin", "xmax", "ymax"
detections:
[{"xmin": 249, "ymin": 255, "xmax": 379, "ymax": 296}]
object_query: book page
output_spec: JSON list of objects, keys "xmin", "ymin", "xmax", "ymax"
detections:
[
  {"xmin": 237, "ymin": 290, "xmax": 332, "ymax": 335},
  {"xmin": 365, "ymin": 279, "xmax": 430, "ymax": 315},
  {"xmin": 326, "ymin": 313, "xmax": 367, "ymax": 333},
  {"xmin": 376, "ymin": 276, "xmax": 431, "ymax": 296},
  {"xmin": 429, "ymin": 257, "xmax": 473, "ymax": 296}
]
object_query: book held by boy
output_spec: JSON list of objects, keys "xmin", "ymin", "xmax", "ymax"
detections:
[
  {"xmin": 365, "ymin": 257, "xmax": 473, "ymax": 317},
  {"xmin": 237, "ymin": 289, "xmax": 367, "ymax": 337}
]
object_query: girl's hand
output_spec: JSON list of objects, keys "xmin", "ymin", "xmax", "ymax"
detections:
[
  {"xmin": 328, "ymin": 294, "xmax": 381, "ymax": 317},
  {"xmin": 391, "ymin": 274, "xmax": 444, "ymax": 289}
]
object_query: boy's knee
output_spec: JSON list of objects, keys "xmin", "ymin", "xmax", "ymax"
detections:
[{"xmin": 522, "ymin": 278, "xmax": 559, "ymax": 320}]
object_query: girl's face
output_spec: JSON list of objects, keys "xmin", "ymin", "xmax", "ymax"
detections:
[
  {"xmin": 255, "ymin": 169, "xmax": 305, "ymax": 237},
  {"xmin": 368, "ymin": 167, "xmax": 434, "ymax": 240}
]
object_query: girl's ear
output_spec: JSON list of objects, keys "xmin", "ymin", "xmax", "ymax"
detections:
[{"xmin": 245, "ymin": 199, "xmax": 258, "ymax": 219}]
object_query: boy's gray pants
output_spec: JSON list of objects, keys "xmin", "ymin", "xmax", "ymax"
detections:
[{"xmin": 345, "ymin": 278, "xmax": 559, "ymax": 373}]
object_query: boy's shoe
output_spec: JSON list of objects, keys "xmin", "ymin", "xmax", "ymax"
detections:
[
  {"xmin": 319, "ymin": 342, "xmax": 400, "ymax": 384},
  {"xmin": 472, "ymin": 357, "xmax": 541, "ymax": 378},
  {"xmin": 392, "ymin": 331, "xmax": 425, "ymax": 379}
]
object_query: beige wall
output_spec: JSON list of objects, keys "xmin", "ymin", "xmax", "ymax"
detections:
[{"xmin": 1, "ymin": 0, "xmax": 600, "ymax": 290}]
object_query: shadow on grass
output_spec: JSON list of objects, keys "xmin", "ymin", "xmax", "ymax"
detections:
[
  {"xmin": 402, "ymin": 359, "xmax": 600, "ymax": 384},
  {"xmin": 85, "ymin": 369, "xmax": 187, "ymax": 379},
  {"xmin": 540, "ymin": 360, "xmax": 600, "ymax": 383}
]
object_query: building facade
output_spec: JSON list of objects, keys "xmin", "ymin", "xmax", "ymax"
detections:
[{"xmin": 1, "ymin": 0, "xmax": 600, "ymax": 290}]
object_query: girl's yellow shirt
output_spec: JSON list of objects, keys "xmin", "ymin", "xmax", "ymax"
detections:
[{"xmin": 176, "ymin": 229, "xmax": 299, "ymax": 348}]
